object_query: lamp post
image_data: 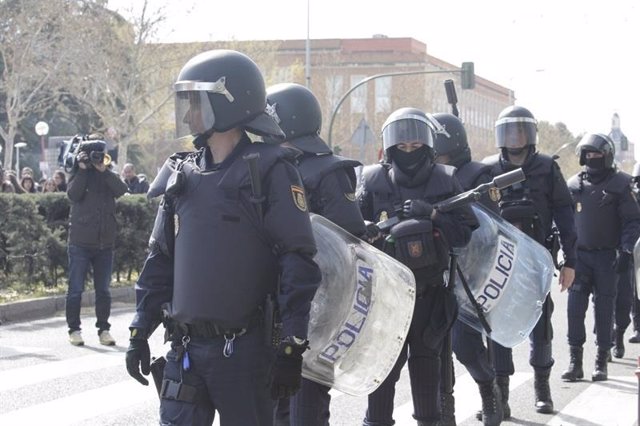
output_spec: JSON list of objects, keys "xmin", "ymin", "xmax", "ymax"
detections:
[
  {"xmin": 35, "ymin": 121, "xmax": 49, "ymax": 177},
  {"xmin": 14, "ymin": 142, "xmax": 27, "ymax": 175},
  {"xmin": 327, "ymin": 65, "xmax": 473, "ymax": 147}
]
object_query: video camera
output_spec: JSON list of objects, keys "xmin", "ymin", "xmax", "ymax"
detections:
[{"xmin": 62, "ymin": 135, "xmax": 110, "ymax": 173}]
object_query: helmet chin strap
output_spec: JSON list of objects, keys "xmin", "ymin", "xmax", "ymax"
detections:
[{"xmin": 192, "ymin": 128, "xmax": 217, "ymax": 149}]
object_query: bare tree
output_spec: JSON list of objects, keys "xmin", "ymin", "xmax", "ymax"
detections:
[
  {"xmin": 70, "ymin": 0, "xmax": 179, "ymax": 168},
  {"xmin": 0, "ymin": 0, "xmax": 90, "ymax": 170}
]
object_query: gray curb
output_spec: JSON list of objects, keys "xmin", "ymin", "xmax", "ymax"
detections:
[{"xmin": 0, "ymin": 286, "xmax": 136, "ymax": 324}]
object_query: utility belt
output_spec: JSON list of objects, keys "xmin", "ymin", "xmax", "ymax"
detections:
[{"xmin": 162, "ymin": 303, "xmax": 264, "ymax": 342}]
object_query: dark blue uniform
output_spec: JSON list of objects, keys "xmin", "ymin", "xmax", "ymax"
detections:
[
  {"xmin": 130, "ymin": 136, "xmax": 321, "ymax": 426},
  {"xmin": 483, "ymin": 151, "xmax": 577, "ymax": 413},
  {"xmin": 358, "ymin": 161, "xmax": 478, "ymax": 425},
  {"xmin": 451, "ymin": 160, "xmax": 500, "ymax": 384},
  {"xmin": 284, "ymin": 150, "xmax": 367, "ymax": 426},
  {"xmin": 566, "ymin": 170, "xmax": 640, "ymax": 356}
]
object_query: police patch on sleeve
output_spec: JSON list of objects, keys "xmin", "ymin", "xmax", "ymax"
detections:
[{"xmin": 291, "ymin": 185, "xmax": 308, "ymax": 211}]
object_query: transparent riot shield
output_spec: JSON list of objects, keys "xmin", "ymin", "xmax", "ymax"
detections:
[
  {"xmin": 304, "ymin": 214, "xmax": 416, "ymax": 396},
  {"xmin": 454, "ymin": 204, "xmax": 555, "ymax": 348}
]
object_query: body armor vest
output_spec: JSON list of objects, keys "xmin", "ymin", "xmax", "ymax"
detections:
[
  {"xmin": 362, "ymin": 163, "xmax": 458, "ymax": 223},
  {"xmin": 567, "ymin": 171, "xmax": 630, "ymax": 250},
  {"xmin": 297, "ymin": 154, "xmax": 360, "ymax": 210},
  {"xmin": 456, "ymin": 160, "xmax": 492, "ymax": 191},
  {"xmin": 170, "ymin": 143, "xmax": 300, "ymax": 328},
  {"xmin": 485, "ymin": 153, "xmax": 557, "ymax": 243}
]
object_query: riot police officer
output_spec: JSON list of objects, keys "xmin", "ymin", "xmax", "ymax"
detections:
[
  {"xmin": 433, "ymin": 112, "xmax": 503, "ymax": 426},
  {"xmin": 266, "ymin": 83, "xmax": 367, "ymax": 426},
  {"xmin": 358, "ymin": 107, "xmax": 478, "ymax": 426},
  {"xmin": 125, "ymin": 50, "xmax": 322, "ymax": 426},
  {"xmin": 628, "ymin": 163, "xmax": 640, "ymax": 345},
  {"xmin": 562, "ymin": 134, "xmax": 640, "ymax": 382},
  {"xmin": 482, "ymin": 105, "xmax": 577, "ymax": 416}
]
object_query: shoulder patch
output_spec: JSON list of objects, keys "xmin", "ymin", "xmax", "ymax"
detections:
[{"xmin": 291, "ymin": 185, "xmax": 308, "ymax": 211}]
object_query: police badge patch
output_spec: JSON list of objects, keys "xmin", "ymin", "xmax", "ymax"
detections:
[
  {"xmin": 489, "ymin": 187, "xmax": 501, "ymax": 203},
  {"xmin": 291, "ymin": 185, "xmax": 308, "ymax": 211},
  {"xmin": 576, "ymin": 202, "xmax": 582, "ymax": 212},
  {"xmin": 408, "ymin": 240, "xmax": 423, "ymax": 258}
]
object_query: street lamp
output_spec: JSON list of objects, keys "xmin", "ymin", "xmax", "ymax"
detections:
[
  {"xmin": 14, "ymin": 142, "xmax": 27, "ymax": 175},
  {"xmin": 327, "ymin": 64, "xmax": 473, "ymax": 147},
  {"xmin": 35, "ymin": 121, "xmax": 49, "ymax": 177}
]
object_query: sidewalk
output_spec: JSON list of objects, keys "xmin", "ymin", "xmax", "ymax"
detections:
[{"xmin": 0, "ymin": 286, "xmax": 136, "ymax": 324}]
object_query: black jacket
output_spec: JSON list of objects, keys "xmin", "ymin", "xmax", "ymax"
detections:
[
  {"xmin": 124, "ymin": 174, "xmax": 150, "ymax": 194},
  {"xmin": 67, "ymin": 167, "xmax": 128, "ymax": 249}
]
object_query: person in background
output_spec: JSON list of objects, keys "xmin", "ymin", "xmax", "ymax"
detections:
[
  {"xmin": 43, "ymin": 178, "xmax": 59, "ymax": 193},
  {"xmin": 562, "ymin": 134, "xmax": 640, "ymax": 381},
  {"xmin": 54, "ymin": 169, "xmax": 68, "ymax": 192},
  {"xmin": 65, "ymin": 137, "xmax": 128, "ymax": 346},
  {"xmin": 20, "ymin": 175, "xmax": 37, "ymax": 193},
  {"xmin": 121, "ymin": 163, "xmax": 149, "ymax": 194}
]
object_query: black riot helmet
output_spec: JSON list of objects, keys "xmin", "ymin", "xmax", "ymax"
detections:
[
  {"xmin": 575, "ymin": 133, "xmax": 615, "ymax": 169},
  {"xmin": 495, "ymin": 105, "xmax": 538, "ymax": 150},
  {"xmin": 382, "ymin": 107, "xmax": 434, "ymax": 159},
  {"xmin": 432, "ymin": 113, "xmax": 470, "ymax": 167},
  {"xmin": 174, "ymin": 49, "xmax": 284, "ymax": 145},
  {"xmin": 265, "ymin": 83, "xmax": 330, "ymax": 153}
]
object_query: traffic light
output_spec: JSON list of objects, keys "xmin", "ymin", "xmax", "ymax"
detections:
[{"xmin": 461, "ymin": 62, "xmax": 475, "ymax": 90}]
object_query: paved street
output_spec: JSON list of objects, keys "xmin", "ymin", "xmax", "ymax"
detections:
[{"xmin": 0, "ymin": 282, "xmax": 638, "ymax": 425}]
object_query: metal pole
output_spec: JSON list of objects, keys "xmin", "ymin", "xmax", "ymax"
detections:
[
  {"xmin": 327, "ymin": 68, "xmax": 462, "ymax": 147},
  {"xmin": 15, "ymin": 147, "xmax": 20, "ymax": 175},
  {"xmin": 305, "ymin": 0, "xmax": 311, "ymax": 88}
]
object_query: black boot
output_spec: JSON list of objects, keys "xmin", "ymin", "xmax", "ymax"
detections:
[
  {"xmin": 613, "ymin": 328, "xmax": 625, "ymax": 358},
  {"xmin": 560, "ymin": 346, "xmax": 584, "ymax": 382},
  {"xmin": 534, "ymin": 369, "xmax": 554, "ymax": 414},
  {"xmin": 630, "ymin": 330, "xmax": 640, "ymax": 343},
  {"xmin": 496, "ymin": 375, "xmax": 510, "ymax": 419},
  {"xmin": 440, "ymin": 392, "xmax": 456, "ymax": 426},
  {"xmin": 592, "ymin": 348, "xmax": 608, "ymax": 381},
  {"xmin": 477, "ymin": 380, "xmax": 503, "ymax": 426}
]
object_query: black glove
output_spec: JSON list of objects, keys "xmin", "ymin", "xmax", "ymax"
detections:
[
  {"xmin": 614, "ymin": 251, "xmax": 633, "ymax": 273},
  {"xmin": 362, "ymin": 220, "xmax": 382, "ymax": 243},
  {"xmin": 126, "ymin": 336, "xmax": 151, "ymax": 386},
  {"xmin": 270, "ymin": 337, "xmax": 308, "ymax": 400},
  {"xmin": 403, "ymin": 199, "xmax": 434, "ymax": 219}
]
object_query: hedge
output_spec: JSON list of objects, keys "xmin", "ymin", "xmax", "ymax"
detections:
[{"xmin": 0, "ymin": 193, "xmax": 159, "ymax": 290}]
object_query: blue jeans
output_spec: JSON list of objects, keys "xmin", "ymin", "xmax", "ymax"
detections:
[{"xmin": 65, "ymin": 244, "xmax": 114, "ymax": 333}]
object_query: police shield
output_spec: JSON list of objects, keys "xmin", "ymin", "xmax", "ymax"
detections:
[
  {"xmin": 454, "ymin": 204, "xmax": 555, "ymax": 348},
  {"xmin": 304, "ymin": 214, "xmax": 416, "ymax": 396}
]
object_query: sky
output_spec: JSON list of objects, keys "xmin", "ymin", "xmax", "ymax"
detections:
[{"xmin": 108, "ymin": 0, "xmax": 640, "ymax": 157}]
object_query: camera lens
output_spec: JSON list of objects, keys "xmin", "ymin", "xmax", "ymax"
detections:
[{"xmin": 90, "ymin": 151, "xmax": 105, "ymax": 163}]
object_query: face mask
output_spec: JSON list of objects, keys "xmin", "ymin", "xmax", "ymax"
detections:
[
  {"xmin": 585, "ymin": 156, "xmax": 606, "ymax": 174},
  {"xmin": 392, "ymin": 146, "xmax": 429, "ymax": 176}
]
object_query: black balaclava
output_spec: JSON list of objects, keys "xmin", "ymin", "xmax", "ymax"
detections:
[
  {"xmin": 585, "ymin": 156, "xmax": 610, "ymax": 181},
  {"xmin": 391, "ymin": 145, "xmax": 430, "ymax": 177}
]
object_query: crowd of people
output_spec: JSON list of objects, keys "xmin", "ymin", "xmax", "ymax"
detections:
[{"xmin": 0, "ymin": 162, "xmax": 148, "ymax": 195}]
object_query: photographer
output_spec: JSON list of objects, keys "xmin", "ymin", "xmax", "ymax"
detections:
[{"xmin": 65, "ymin": 137, "xmax": 128, "ymax": 346}]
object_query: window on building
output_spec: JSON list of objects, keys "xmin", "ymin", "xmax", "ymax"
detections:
[
  {"xmin": 325, "ymin": 75, "xmax": 344, "ymax": 110},
  {"xmin": 350, "ymin": 75, "xmax": 366, "ymax": 114},
  {"xmin": 375, "ymin": 77, "xmax": 392, "ymax": 113}
]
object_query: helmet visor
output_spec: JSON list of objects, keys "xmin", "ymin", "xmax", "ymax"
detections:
[
  {"xmin": 495, "ymin": 118, "xmax": 537, "ymax": 149},
  {"xmin": 383, "ymin": 118, "xmax": 433, "ymax": 151},
  {"xmin": 174, "ymin": 90, "xmax": 216, "ymax": 140}
]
